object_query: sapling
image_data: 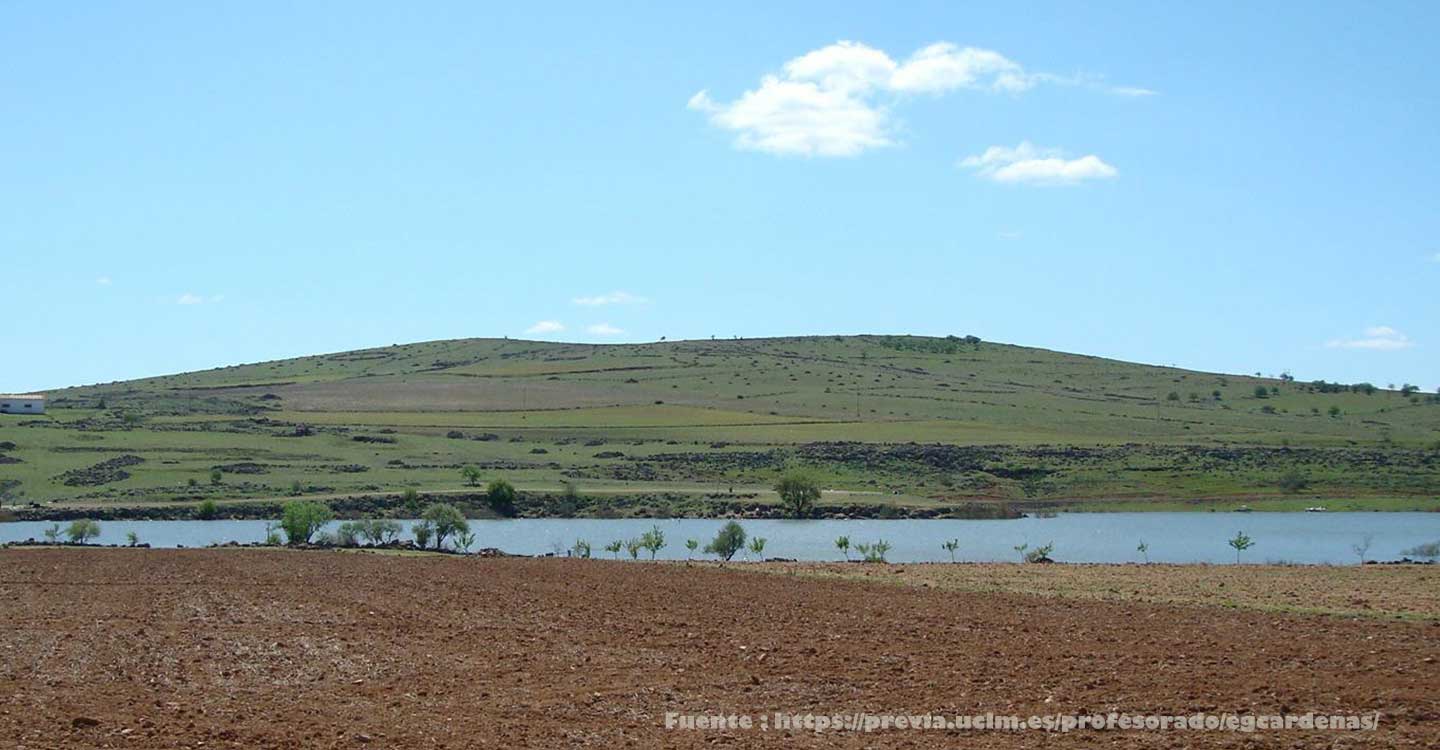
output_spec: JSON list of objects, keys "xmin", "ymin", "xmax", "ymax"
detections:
[
  {"xmin": 43, "ymin": 524, "xmax": 60, "ymax": 544},
  {"xmin": 65, "ymin": 519, "xmax": 101, "ymax": 545},
  {"xmin": 1352, "ymin": 534, "xmax": 1373, "ymax": 565},
  {"xmin": 1228, "ymin": 531, "xmax": 1255, "ymax": 563},
  {"xmin": 572, "ymin": 539, "xmax": 592, "ymax": 559},
  {"xmin": 942, "ymin": 539, "xmax": 959, "ymax": 562},
  {"xmin": 625, "ymin": 538, "xmax": 643, "ymax": 560},
  {"xmin": 640, "ymin": 525, "xmax": 666, "ymax": 559},
  {"xmin": 684, "ymin": 539, "xmax": 699, "ymax": 559},
  {"xmin": 835, "ymin": 535, "xmax": 851, "ymax": 561},
  {"xmin": 604, "ymin": 540, "xmax": 623, "ymax": 559},
  {"xmin": 125, "ymin": 530, "xmax": 140, "ymax": 547},
  {"xmin": 1013, "ymin": 543, "xmax": 1028, "ymax": 563},
  {"xmin": 456, "ymin": 530, "xmax": 477, "ymax": 553},
  {"xmin": 1137, "ymin": 540, "xmax": 1149, "ymax": 563},
  {"xmin": 748, "ymin": 536, "xmax": 767, "ymax": 560}
]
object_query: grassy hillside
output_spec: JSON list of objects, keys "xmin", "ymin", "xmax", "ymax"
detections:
[{"xmin": 3, "ymin": 335, "xmax": 1438, "ymax": 516}]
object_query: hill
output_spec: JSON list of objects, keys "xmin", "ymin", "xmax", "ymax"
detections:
[{"xmin": 2, "ymin": 335, "xmax": 1438, "ymax": 517}]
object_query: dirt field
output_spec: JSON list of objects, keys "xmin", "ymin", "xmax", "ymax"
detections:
[{"xmin": 1, "ymin": 550, "xmax": 1436, "ymax": 749}]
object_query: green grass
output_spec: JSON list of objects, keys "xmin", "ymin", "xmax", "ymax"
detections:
[{"xmin": 4, "ymin": 335, "xmax": 1438, "ymax": 514}]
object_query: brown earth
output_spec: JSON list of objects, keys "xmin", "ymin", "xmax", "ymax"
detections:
[{"xmin": 1, "ymin": 549, "xmax": 1436, "ymax": 749}]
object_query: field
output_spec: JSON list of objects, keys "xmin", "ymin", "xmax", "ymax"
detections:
[
  {"xmin": 3, "ymin": 335, "xmax": 1439, "ymax": 518},
  {"xmin": 1, "ymin": 549, "xmax": 1435, "ymax": 749}
]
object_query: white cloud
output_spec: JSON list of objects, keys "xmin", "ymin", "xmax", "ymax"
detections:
[
  {"xmin": 177, "ymin": 293, "xmax": 204, "ymax": 305},
  {"xmin": 1110, "ymin": 85, "xmax": 1158, "ymax": 97},
  {"xmin": 96, "ymin": 276, "xmax": 112, "ymax": 286},
  {"xmin": 1325, "ymin": 326, "xmax": 1414, "ymax": 351},
  {"xmin": 691, "ymin": 40, "xmax": 1073, "ymax": 157},
  {"xmin": 586, "ymin": 323, "xmax": 625, "ymax": 336},
  {"xmin": 573, "ymin": 291, "xmax": 647, "ymax": 306},
  {"xmin": 960, "ymin": 141, "xmax": 1118, "ymax": 185},
  {"xmin": 997, "ymin": 230, "xmax": 1023, "ymax": 240},
  {"xmin": 525, "ymin": 320, "xmax": 565, "ymax": 334}
]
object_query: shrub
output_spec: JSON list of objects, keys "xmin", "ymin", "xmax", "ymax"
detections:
[
  {"xmin": 604, "ymin": 540, "xmax": 623, "ymax": 558},
  {"xmin": 335, "ymin": 521, "xmax": 363, "ymax": 547},
  {"xmin": 209, "ymin": 468, "xmax": 223, "ymax": 485},
  {"xmin": 411, "ymin": 522, "xmax": 433, "ymax": 549},
  {"xmin": 704, "ymin": 521, "xmax": 746, "ymax": 561},
  {"xmin": 1277, "ymin": 469, "xmax": 1309, "ymax": 493},
  {"xmin": 1136, "ymin": 540, "xmax": 1149, "ymax": 563},
  {"xmin": 941, "ymin": 539, "xmax": 959, "ymax": 562},
  {"xmin": 455, "ymin": 530, "xmax": 477, "ymax": 553},
  {"xmin": 486, "ymin": 478, "xmax": 518, "ymax": 517},
  {"xmin": 66, "ymin": 519, "xmax": 101, "ymax": 544},
  {"xmin": 263, "ymin": 522, "xmax": 284, "ymax": 545},
  {"xmin": 1352, "ymin": 534, "xmax": 1374, "ymax": 564},
  {"xmin": 684, "ymin": 539, "xmax": 699, "ymax": 559},
  {"xmin": 572, "ymin": 539, "xmax": 592, "ymax": 558},
  {"xmin": 280, "ymin": 501, "xmax": 333, "ymax": 545},
  {"xmin": 196, "ymin": 499, "xmax": 219, "ymax": 520},
  {"xmin": 1402, "ymin": 541, "xmax": 1439, "ymax": 561},
  {"xmin": 43, "ymin": 524, "xmax": 60, "ymax": 543},
  {"xmin": 856, "ymin": 540, "xmax": 890, "ymax": 563},
  {"xmin": 774, "ymin": 471, "xmax": 821, "ymax": 519},
  {"xmin": 1013, "ymin": 543, "xmax": 1028, "ymax": 562},
  {"xmin": 835, "ymin": 535, "xmax": 851, "ymax": 561},
  {"xmin": 640, "ymin": 525, "xmax": 666, "ymax": 559},
  {"xmin": 1024, "ymin": 542, "xmax": 1054, "ymax": 563},
  {"xmin": 289, "ymin": 480, "xmax": 304, "ymax": 496},
  {"xmin": 400, "ymin": 488, "xmax": 421, "ymax": 514},
  {"xmin": 420, "ymin": 503, "xmax": 469, "ymax": 550},
  {"xmin": 1253, "ymin": 385, "xmax": 1269, "ymax": 399},
  {"xmin": 125, "ymin": 530, "xmax": 140, "ymax": 547},
  {"xmin": 625, "ymin": 538, "xmax": 643, "ymax": 560},
  {"xmin": 360, "ymin": 519, "xmax": 403, "ymax": 545},
  {"xmin": 748, "ymin": 536, "xmax": 767, "ymax": 560}
]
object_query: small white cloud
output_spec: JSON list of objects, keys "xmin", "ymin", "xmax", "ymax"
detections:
[
  {"xmin": 998, "ymin": 230, "xmax": 1023, "ymax": 240},
  {"xmin": 691, "ymin": 40, "xmax": 1067, "ymax": 158},
  {"xmin": 960, "ymin": 141, "xmax": 1117, "ymax": 185},
  {"xmin": 1325, "ymin": 326, "xmax": 1413, "ymax": 351},
  {"xmin": 177, "ymin": 293, "xmax": 204, "ymax": 305},
  {"xmin": 1110, "ymin": 85, "xmax": 1158, "ymax": 97},
  {"xmin": 586, "ymin": 323, "xmax": 625, "ymax": 336},
  {"xmin": 525, "ymin": 320, "xmax": 565, "ymax": 334},
  {"xmin": 96, "ymin": 276, "xmax": 112, "ymax": 286},
  {"xmin": 573, "ymin": 291, "xmax": 647, "ymax": 306}
]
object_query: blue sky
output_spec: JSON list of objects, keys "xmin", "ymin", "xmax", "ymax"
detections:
[{"xmin": 2, "ymin": 1, "xmax": 1437, "ymax": 393}]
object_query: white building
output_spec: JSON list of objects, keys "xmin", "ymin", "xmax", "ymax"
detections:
[{"xmin": 0, "ymin": 394, "xmax": 45, "ymax": 415}]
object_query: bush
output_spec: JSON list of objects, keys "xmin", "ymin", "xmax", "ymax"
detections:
[
  {"xmin": 209, "ymin": 468, "xmax": 223, "ymax": 485},
  {"xmin": 855, "ymin": 540, "xmax": 890, "ymax": 563},
  {"xmin": 485, "ymin": 479, "xmax": 518, "ymax": 517},
  {"xmin": 835, "ymin": 535, "xmax": 851, "ymax": 561},
  {"xmin": 335, "ymin": 521, "xmax": 363, "ymax": 547},
  {"xmin": 572, "ymin": 539, "xmax": 592, "ymax": 558},
  {"xmin": 640, "ymin": 525, "xmax": 666, "ymax": 559},
  {"xmin": 704, "ymin": 521, "xmax": 747, "ymax": 561},
  {"xmin": 461, "ymin": 466, "xmax": 483, "ymax": 486},
  {"xmin": 1277, "ymin": 469, "xmax": 1309, "ymax": 493},
  {"xmin": 43, "ymin": 524, "xmax": 60, "ymax": 543},
  {"xmin": 280, "ymin": 501, "xmax": 333, "ymax": 545},
  {"xmin": 604, "ymin": 540, "xmax": 623, "ymax": 558},
  {"xmin": 774, "ymin": 471, "xmax": 821, "ymax": 519},
  {"xmin": 196, "ymin": 499, "xmax": 220, "ymax": 520},
  {"xmin": 411, "ymin": 522, "xmax": 433, "ymax": 549},
  {"xmin": 1024, "ymin": 542, "xmax": 1054, "ymax": 563},
  {"xmin": 625, "ymin": 538, "xmax": 643, "ymax": 560},
  {"xmin": 66, "ymin": 519, "xmax": 101, "ymax": 544},
  {"xmin": 125, "ymin": 530, "xmax": 140, "ymax": 547},
  {"xmin": 455, "ymin": 530, "xmax": 477, "ymax": 553},
  {"xmin": 747, "ymin": 536, "xmax": 767, "ymax": 560},
  {"xmin": 1402, "ymin": 541, "xmax": 1439, "ymax": 561}
]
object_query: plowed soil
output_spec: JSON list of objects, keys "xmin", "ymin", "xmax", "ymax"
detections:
[{"xmin": 1, "ymin": 549, "xmax": 1435, "ymax": 749}]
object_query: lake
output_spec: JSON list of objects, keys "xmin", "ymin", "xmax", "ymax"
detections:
[{"xmin": 3, "ymin": 512, "xmax": 1438, "ymax": 564}]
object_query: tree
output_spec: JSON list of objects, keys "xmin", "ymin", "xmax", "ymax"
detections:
[
  {"xmin": 43, "ymin": 524, "xmax": 60, "ymax": 543},
  {"xmin": 835, "ymin": 535, "xmax": 851, "ymax": 561},
  {"xmin": 1013, "ymin": 543, "xmax": 1028, "ymax": 562},
  {"xmin": 625, "ymin": 538, "xmax": 643, "ymax": 560},
  {"xmin": 209, "ymin": 468, "xmax": 223, "ymax": 486},
  {"xmin": 455, "ymin": 530, "xmax": 477, "ymax": 553},
  {"xmin": 1137, "ymin": 540, "xmax": 1149, "ymax": 563},
  {"xmin": 604, "ymin": 540, "xmax": 623, "ymax": 559},
  {"xmin": 196, "ymin": 499, "xmax": 219, "ymax": 520},
  {"xmin": 1253, "ymin": 386, "xmax": 1269, "ymax": 399},
  {"xmin": 125, "ymin": 530, "xmax": 140, "ymax": 547},
  {"xmin": 485, "ymin": 478, "xmax": 518, "ymax": 517},
  {"xmin": 1328, "ymin": 405, "xmax": 1342, "ymax": 418},
  {"xmin": 1402, "ymin": 541, "xmax": 1439, "ymax": 561},
  {"xmin": 1278, "ymin": 469, "xmax": 1309, "ymax": 494},
  {"xmin": 704, "ymin": 521, "xmax": 747, "ymax": 561},
  {"xmin": 941, "ymin": 539, "xmax": 959, "ymax": 562},
  {"xmin": 1352, "ymin": 534, "xmax": 1374, "ymax": 565},
  {"xmin": 280, "ymin": 501, "xmax": 333, "ymax": 545},
  {"xmin": 66, "ymin": 519, "xmax": 101, "ymax": 544},
  {"xmin": 461, "ymin": 466, "xmax": 483, "ymax": 486},
  {"xmin": 748, "ymin": 536, "xmax": 767, "ymax": 560},
  {"xmin": 684, "ymin": 539, "xmax": 699, "ymax": 559},
  {"xmin": 1165, "ymin": 391, "xmax": 1180, "ymax": 402},
  {"xmin": 640, "ymin": 525, "xmax": 666, "ymax": 559},
  {"xmin": 411, "ymin": 522, "xmax": 432, "ymax": 549},
  {"xmin": 420, "ymin": 503, "xmax": 469, "ymax": 550},
  {"xmin": 859, "ymin": 540, "xmax": 890, "ymax": 563},
  {"xmin": 572, "ymin": 539, "xmax": 592, "ymax": 558},
  {"xmin": 360, "ymin": 519, "xmax": 403, "ymax": 545},
  {"xmin": 1228, "ymin": 531, "xmax": 1255, "ymax": 563},
  {"xmin": 774, "ymin": 471, "xmax": 822, "ymax": 518}
]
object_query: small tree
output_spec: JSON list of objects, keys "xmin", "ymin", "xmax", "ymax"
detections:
[
  {"xmin": 1402, "ymin": 541, "xmax": 1439, "ymax": 561},
  {"xmin": 941, "ymin": 539, "xmax": 959, "ymax": 563},
  {"xmin": 604, "ymin": 540, "xmax": 623, "ymax": 559},
  {"xmin": 461, "ymin": 466, "xmax": 483, "ymax": 486},
  {"xmin": 281, "ymin": 501, "xmax": 333, "ymax": 545},
  {"xmin": 400, "ymin": 488, "xmax": 422, "ymax": 514},
  {"xmin": 1228, "ymin": 530, "xmax": 1255, "ymax": 563},
  {"xmin": 1137, "ymin": 540, "xmax": 1149, "ymax": 563},
  {"xmin": 1352, "ymin": 534, "xmax": 1373, "ymax": 565},
  {"xmin": 209, "ymin": 468, "xmax": 223, "ymax": 486},
  {"xmin": 455, "ymin": 530, "xmax": 477, "ymax": 553},
  {"xmin": 835, "ymin": 535, "xmax": 851, "ymax": 561},
  {"xmin": 1253, "ymin": 385, "xmax": 1269, "ymax": 399},
  {"xmin": 420, "ymin": 503, "xmax": 469, "ymax": 550},
  {"xmin": 704, "ymin": 521, "xmax": 747, "ymax": 561},
  {"xmin": 66, "ymin": 519, "xmax": 101, "ymax": 544},
  {"xmin": 485, "ymin": 478, "xmax": 518, "ymax": 516},
  {"xmin": 625, "ymin": 538, "xmax": 643, "ymax": 560},
  {"xmin": 1278, "ymin": 469, "xmax": 1309, "ymax": 494},
  {"xmin": 859, "ymin": 540, "xmax": 890, "ymax": 563},
  {"xmin": 1013, "ymin": 543, "xmax": 1028, "ymax": 562},
  {"xmin": 774, "ymin": 471, "xmax": 821, "ymax": 518},
  {"xmin": 748, "ymin": 536, "xmax": 767, "ymax": 560},
  {"xmin": 125, "ymin": 530, "xmax": 140, "ymax": 547},
  {"xmin": 1024, "ymin": 542, "xmax": 1054, "ymax": 563},
  {"xmin": 360, "ymin": 519, "xmax": 403, "ymax": 545},
  {"xmin": 196, "ymin": 499, "xmax": 219, "ymax": 520},
  {"xmin": 263, "ymin": 522, "xmax": 284, "ymax": 545},
  {"xmin": 43, "ymin": 524, "xmax": 61, "ymax": 543},
  {"xmin": 640, "ymin": 525, "xmax": 666, "ymax": 559},
  {"xmin": 335, "ymin": 521, "xmax": 363, "ymax": 547},
  {"xmin": 684, "ymin": 538, "xmax": 699, "ymax": 559},
  {"xmin": 572, "ymin": 539, "xmax": 592, "ymax": 559}
]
